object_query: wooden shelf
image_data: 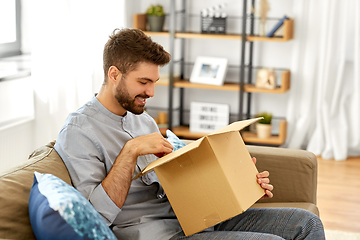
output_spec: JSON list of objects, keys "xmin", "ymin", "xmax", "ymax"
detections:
[
  {"xmin": 143, "ymin": 31, "xmax": 171, "ymax": 37},
  {"xmin": 176, "ymin": 19, "xmax": 293, "ymax": 41},
  {"xmin": 176, "ymin": 32, "xmax": 242, "ymax": 40},
  {"xmin": 247, "ymin": 19, "xmax": 294, "ymax": 42},
  {"xmin": 133, "ymin": 14, "xmax": 294, "ymax": 42},
  {"xmin": 174, "ymin": 80, "xmax": 239, "ymax": 91},
  {"xmin": 241, "ymin": 120, "xmax": 287, "ymax": 145},
  {"xmin": 143, "ymin": 29, "xmax": 293, "ymax": 42},
  {"xmin": 158, "ymin": 70, "xmax": 290, "ymax": 93},
  {"xmin": 244, "ymin": 70, "xmax": 290, "ymax": 93},
  {"xmin": 156, "ymin": 76, "xmax": 181, "ymax": 86},
  {"xmin": 161, "ymin": 120, "xmax": 287, "ymax": 145}
]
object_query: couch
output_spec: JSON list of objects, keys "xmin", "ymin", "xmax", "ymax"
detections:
[{"xmin": 0, "ymin": 141, "xmax": 319, "ymax": 239}]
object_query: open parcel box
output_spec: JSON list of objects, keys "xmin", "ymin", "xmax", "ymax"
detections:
[{"xmin": 135, "ymin": 118, "xmax": 265, "ymax": 236}]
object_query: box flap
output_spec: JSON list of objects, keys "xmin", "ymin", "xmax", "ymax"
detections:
[
  {"xmin": 208, "ymin": 117, "xmax": 263, "ymax": 136},
  {"xmin": 133, "ymin": 137, "xmax": 204, "ymax": 180}
]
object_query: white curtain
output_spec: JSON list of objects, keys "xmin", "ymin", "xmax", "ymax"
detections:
[
  {"xmin": 286, "ymin": 0, "xmax": 360, "ymax": 160},
  {"xmin": 30, "ymin": 0, "xmax": 125, "ymax": 147}
]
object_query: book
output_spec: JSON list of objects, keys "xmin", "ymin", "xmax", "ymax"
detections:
[{"xmin": 266, "ymin": 15, "xmax": 289, "ymax": 37}]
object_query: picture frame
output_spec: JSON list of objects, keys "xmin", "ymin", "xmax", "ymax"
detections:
[
  {"xmin": 190, "ymin": 56, "xmax": 228, "ymax": 86},
  {"xmin": 255, "ymin": 68, "xmax": 276, "ymax": 89}
]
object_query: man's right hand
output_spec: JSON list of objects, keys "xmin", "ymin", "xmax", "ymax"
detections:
[{"xmin": 127, "ymin": 132, "xmax": 173, "ymax": 158}]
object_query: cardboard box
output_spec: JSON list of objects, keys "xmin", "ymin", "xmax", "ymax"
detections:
[{"xmin": 134, "ymin": 118, "xmax": 265, "ymax": 236}]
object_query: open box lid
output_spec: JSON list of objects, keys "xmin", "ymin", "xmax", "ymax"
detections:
[
  {"xmin": 133, "ymin": 138, "xmax": 203, "ymax": 180},
  {"xmin": 209, "ymin": 117, "xmax": 262, "ymax": 136},
  {"xmin": 133, "ymin": 117, "xmax": 263, "ymax": 180}
]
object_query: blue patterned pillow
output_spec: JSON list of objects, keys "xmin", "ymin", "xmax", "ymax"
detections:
[
  {"xmin": 166, "ymin": 130, "xmax": 186, "ymax": 151},
  {"xmin": 29, "ymin": 172, "xmax": 117, "ymax": 240}
]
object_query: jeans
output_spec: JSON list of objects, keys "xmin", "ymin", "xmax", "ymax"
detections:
[{"xmin": 170, "ymin": 208, "xmax": 325, "ymax": 240}]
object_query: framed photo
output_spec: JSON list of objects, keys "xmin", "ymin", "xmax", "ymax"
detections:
[
  {"xmin": 255, "ymin": 68, "xmax": 276, "ymax": 89},
  {"xmin": 190, "ymin": 56, "xmax": 228, "ymax": 86}
]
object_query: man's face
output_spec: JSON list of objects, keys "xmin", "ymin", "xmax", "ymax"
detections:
[{"xmin": 114, "ymin": 62, "xmax": 159, "ymax": 115}]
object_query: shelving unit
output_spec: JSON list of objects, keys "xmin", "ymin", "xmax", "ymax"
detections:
[{"xmin": 134, "ymin": 0, "xmax": 293, "ymax": 145}]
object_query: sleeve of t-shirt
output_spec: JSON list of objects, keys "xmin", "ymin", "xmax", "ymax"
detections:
[{"xmin": 54, "ymin": 124, "xmax": 121, "ymax": 225}]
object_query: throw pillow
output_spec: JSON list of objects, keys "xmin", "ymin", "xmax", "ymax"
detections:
[{"xmin": 29, "ymin": 171, "xmax": 117, "ymax": 240}]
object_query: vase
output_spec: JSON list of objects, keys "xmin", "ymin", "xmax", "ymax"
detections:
[
  {"xmin": 256, "ymin": 123, "xmax": 272, "ymax": 139},
  {"xmin": 147, "ymin": 15, "xmax": 165, "ymax": 32}
]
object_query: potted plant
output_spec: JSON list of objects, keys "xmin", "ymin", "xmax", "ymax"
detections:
[
  {"xmin": 255, "ymin": 112, "xmax": 273, "ymax": 139},
  {"xmin": 146, "ymin": 4, "xmax": 165, "ymax": 32}
]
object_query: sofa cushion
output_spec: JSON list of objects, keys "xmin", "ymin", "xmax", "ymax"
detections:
[
  {"xmin": 0, "ymin": 141, "xmax": 71, "ymax": 240},
  {"xmin": 29, "ymin": 172, "xmax": 117, "ymax": 240}
]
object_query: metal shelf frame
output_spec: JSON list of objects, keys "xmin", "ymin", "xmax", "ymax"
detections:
[{"xmin": 167, "ymin": 0, "xmax": 256, "ymax": 129}]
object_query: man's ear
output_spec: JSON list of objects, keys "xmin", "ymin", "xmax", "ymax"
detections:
[{"xmin": 108, "ymin": 66, "xmax": 121, "ymax": 84}]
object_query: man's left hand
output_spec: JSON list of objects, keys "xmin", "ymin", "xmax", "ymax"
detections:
[{"xmin": 252, "ymin": 157, "xmax": 274, "ymax": 199}]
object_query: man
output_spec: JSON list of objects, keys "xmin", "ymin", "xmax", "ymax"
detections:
[{"xmin": 54, "ymin": 28, "xmax": 325, "ymax": 240}]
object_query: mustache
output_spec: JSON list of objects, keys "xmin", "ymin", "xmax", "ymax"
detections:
[{"xmin": 136, "ymin": 94, "xmax": 150, "ymax": 99}]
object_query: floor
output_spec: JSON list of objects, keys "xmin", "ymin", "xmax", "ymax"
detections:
[{"xmin": 316, "ymin": 156, "xmax": 360, "ymax": 233}]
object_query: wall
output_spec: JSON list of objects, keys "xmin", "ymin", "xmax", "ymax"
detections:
[
  {"xmin": 0, "ymin": 120, "xmax": 34, "ymax": 171},
  {"xmin": 132, "ymin": 0, "xmax": 294, "ymax": 127},
  {"xmin": 0, "ymin": 76, "xmax": 35, "ymax": 172}
]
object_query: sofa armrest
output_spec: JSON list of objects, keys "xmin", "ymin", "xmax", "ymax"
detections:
[{"xmin": 246, "ymin": 145, "xmax": 317, "ymax": 205}]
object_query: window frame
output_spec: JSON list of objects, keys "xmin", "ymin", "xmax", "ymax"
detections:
[{"xmin": 0, "ymin": 0, "xmax": 22, "ymax": 58}]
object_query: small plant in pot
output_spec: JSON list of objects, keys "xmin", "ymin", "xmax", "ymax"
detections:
[
  {"xmin": 146, "ymin": 4, "xmax": 165, "ymax": 32},
  {"xmin": 255, "ymin": 112, "xmax": 273, "ymax": 139}
]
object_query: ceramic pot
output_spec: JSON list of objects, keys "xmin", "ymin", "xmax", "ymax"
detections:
[
  {"xmin": 147, "ymin": 15, "xmax": 165, "ymax": 32},
  {"xmin": 256, "ymin": 123, "xmax": 272, "ymax": 139}
]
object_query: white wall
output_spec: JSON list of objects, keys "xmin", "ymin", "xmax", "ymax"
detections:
[
  {"xmin": 133, "ymin": 0, "xmax": 294, "ymax": 125},
  {"xmin": 0, "ymin": 76, "xmax": 35, "ymax": 171}
]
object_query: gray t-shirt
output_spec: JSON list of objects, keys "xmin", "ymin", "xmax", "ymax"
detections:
[{"xmin": 54, "ymin": 96, "xmax": 182, "ymax": 240}]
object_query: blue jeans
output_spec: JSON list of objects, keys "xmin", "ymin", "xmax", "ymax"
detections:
[{"xmin": 170, "ymin": 208, "xmax": 325, "ymax": 240}]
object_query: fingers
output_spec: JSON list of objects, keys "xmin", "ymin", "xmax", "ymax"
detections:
[
  {"xmin": 252, "ymin": 157, "xmax": 257, "ymax": 165},
  {"xmin": 257, "ymin": 170, "xmax": 273, "ymax": 199},
  {"xmin": 154, "ymin": 137, "xmax": 173, "ymax": 158},
  {"xmin": 149, "ymin": 133, "xmax": 173, "ymax": 155},
  {"xmin": 159, "ymin": 136, "xmax": 173, "ymax": 154},
  {"xmin": 259, "ymin": 183, "xmax": 274, "ymax": 200},
  {"xmin": 261, "ymin": 189, "xmax": 273, "ymax": 199},
  {"xmin": 129, "ymin": 133, "xmax": 173, "ymax": 157},
  {"xmin": 257, "ymin": 171, "xmax": 269, "ymax": 178},
  {"xmin": 259, "ymin": 182, "xmax": 273, "ymax": 191},
  {"xmin": 257, "ymin": 177, "xmax": 270, "ymax": 185},
  {"xmin": 257, "ymin": 171, "xmax": 272, "ymax": 190}
]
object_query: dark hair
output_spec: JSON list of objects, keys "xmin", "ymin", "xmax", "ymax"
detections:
[{"xmin": 103, "ymin": 28, "xmax": 171, "ymax": 81}]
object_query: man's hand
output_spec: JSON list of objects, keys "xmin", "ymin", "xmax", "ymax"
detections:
[
  {"xmin": 128, "ymin": 132, "xmax": 173, "ymax": 158},
  {"xmin": 252, "ymin": 157, "xmax": 274, "ymax": 199}
]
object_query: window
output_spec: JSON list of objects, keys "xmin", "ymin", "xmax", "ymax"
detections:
[{"xmin": 0, "ymin": 0, "xmax": 21, "ymax": 58}]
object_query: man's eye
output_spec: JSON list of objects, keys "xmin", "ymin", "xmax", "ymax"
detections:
[{"xmin": 140, "ymin": 82, "xmax": 147, "ymax": 85}]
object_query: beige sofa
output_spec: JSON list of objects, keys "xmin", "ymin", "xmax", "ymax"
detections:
[{"xmin": 0, "ymin": 141, "xmax": 319, "ymax": 239}]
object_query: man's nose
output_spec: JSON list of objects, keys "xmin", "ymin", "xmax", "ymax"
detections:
[{"xmin": 145, "ymin": 84, "xmax": 155, "ymax": 98}]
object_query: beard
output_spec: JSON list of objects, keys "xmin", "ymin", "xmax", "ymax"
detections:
[{"xmin": 115, "ymin": 79, "xmax": 148, "ymax": 115}]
